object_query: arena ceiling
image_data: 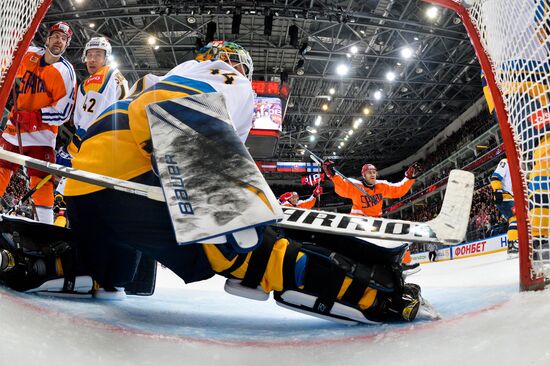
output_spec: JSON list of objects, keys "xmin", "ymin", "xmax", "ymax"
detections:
[{"xmin": 43, "ymin": 0, "xmax": 482, "ymax": 176}]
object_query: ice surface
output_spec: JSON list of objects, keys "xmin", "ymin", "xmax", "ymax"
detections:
[{"xmin": 1, "ymin": 251, "xmax": 549, "ymax": 366}]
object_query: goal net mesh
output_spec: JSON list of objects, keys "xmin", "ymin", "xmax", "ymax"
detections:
[
  {"xmin": 453, "ymin": 0, "xmax": 550, "ymax": 282},
  {"xmin": 0, "ymin": 0, "xmax": 50, "ymax": 113}
]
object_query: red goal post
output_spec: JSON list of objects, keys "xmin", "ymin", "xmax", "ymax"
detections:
[
  {"xmin": 422, "ymin": 0, "xmax": 548, "ymax": 290},
  {"xmin": 0, "ymin": 0, "xmax": 53, "ymax": 116}
]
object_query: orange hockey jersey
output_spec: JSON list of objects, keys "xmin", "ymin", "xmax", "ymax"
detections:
[
  {"xmin": 331, "ymin": 175, "xmax": 414, "ymax": 217},
  {"xmin": 3, "ymin": 46, "xmax": 76, "ymax": 148}
]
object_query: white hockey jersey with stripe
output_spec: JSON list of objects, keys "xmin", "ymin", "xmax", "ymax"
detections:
[
  {"xmin": 128, "ymin": 59, "xmax": 255, "ymax": 142},
  {"xmin": 74, "ymin": 65, "xmax": 128, "ymax": 134},
  {"xmin": 492, "ymin": 158, "xmax": 513, "ymax": 198}
]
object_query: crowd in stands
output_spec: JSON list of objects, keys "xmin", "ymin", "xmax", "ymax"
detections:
[
  {"xmin": 419, "ymin": 109, "xmax": 494, "ymax": 171},
  {"xmin": 1, "ymin": 169, "xmax": 34, "ymax": 218}
]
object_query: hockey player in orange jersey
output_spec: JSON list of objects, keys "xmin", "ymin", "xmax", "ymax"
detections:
[
  {"xmin": 322, "ymin": 161, "xmax": 422, "ymax": 217},
  {"xmin": 0, "ymin": 22, "xmax": 76, "ymax": 224},
  {"xmin": 279, "ymin": 186, "xmax": 322, "ymax": 209}
]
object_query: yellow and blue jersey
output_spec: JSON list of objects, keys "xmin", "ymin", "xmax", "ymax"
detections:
[{"xmin": 64, "ymin": 60, "xmax": 255, "ymax": 196}]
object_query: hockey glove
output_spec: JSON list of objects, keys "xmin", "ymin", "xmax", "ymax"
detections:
[
  {"xmin": 493, "ymin": 189, "xmax": 503, "ymax": 204},
  {"xmin": 322, "ymin": 160, "xmax": 336, "ymax": 178},
  {"xmin": 312, "ymin": 185, "xmax": 323, "ymax": 197},
  {"xmin": 405, "ymin": 162, "xmax": 423, "ymax": 179},
  {"xmin": 11, "ymin": 110, "xmax": 42, "ymax": 131}
]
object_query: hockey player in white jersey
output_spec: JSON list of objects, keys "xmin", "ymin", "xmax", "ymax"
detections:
[
  {"xmin": 56, "ymin": 37, "xmax": 128, "ymax": 194},
  {"xmin": 491, "ymin": 158, "xmax": 518, "ymax": 254},
  {"xmin": 74, "ymin": 37, "xmax": 128, "ymax": 135}
]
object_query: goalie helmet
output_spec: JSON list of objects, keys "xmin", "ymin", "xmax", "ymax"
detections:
[
  {"xmin": 195, "ymin": 41, "xmax": 254, "ymax": 81},
  {"xmin": 82, "ymin": 37, "xmax": 112, "ymax": 63}
]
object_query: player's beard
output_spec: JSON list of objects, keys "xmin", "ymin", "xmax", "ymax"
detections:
[{"xmin": 46, "ymin": 43, "xmax": 66, "ymax": 57}]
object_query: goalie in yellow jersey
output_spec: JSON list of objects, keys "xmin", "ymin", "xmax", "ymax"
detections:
[{"xmin": 0, "ymin": 41, "xmax": 426, "ymax": 324}]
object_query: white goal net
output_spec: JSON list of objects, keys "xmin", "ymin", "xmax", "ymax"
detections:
[
  {"xmin": 0, "ymin": 0, "xmax": 52, "ymax": 114},
  {"xmin": 427, "ymin": 0, "xmax": 550, "ymax": 289}
]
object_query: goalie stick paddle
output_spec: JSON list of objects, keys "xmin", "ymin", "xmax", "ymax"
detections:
[
  {"xmin": 0, "ymin": 149, "xmax": 473, "ymax": 244},
  {"xmin": 277, "ymin": 170, "xmax": 474, "ymax": 245}
]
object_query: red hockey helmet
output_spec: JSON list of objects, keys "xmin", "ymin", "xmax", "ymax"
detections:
[
  {"xmin": 279, "ymin": 191, "xmax": 298, "ymax": 202},
  {"xmin": 48, "ymin": 22, "xmax": 73, "ymax": 41},
  {"xmin": 361, "ymin": 163, "xmax": 377, "ymax": 175}
]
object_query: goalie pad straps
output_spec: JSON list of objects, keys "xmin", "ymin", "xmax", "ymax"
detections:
[
  {"xmin": 340, "ymin": 262, "xmax": 374, "ymax": 305},
  {"xmin": 303, "ymin": 245, "xmax": 347, "ymax": 315},
  {"xmin": 240, "ymin": 228, "xmax": 276, "ymax": 289}
]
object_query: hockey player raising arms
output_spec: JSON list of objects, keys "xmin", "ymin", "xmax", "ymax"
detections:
[
  {"xmin": 322, "ymin": 161, "xmax": 422, "ymax": 217},
  {"xmin": 0, "ymin": 22, "xmax": 76, "ymax": 224},
  {"xmin": 0, "ymin": 41, "xmax": 424, "ymax": 324}
]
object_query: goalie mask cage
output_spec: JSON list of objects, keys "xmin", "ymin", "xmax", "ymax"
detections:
[
  {"xmin": 0, "ymin": 0, "xmax": 53, "ymax": 117},
  {"xmin": 423, "ymin": 0, "xmax": 550, "ymax": 290}
]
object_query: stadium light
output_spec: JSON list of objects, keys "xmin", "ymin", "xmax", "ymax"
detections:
[
  {"xmin": 314, "ymin": 116, "xmax": 322, "ymax": 126},
  {"xmin": 348, "ymin": 129, "xmax": 353, "ymax": 135},
  {"xmin": 89, "ymin": 23, "xmax": 95, "ymax": 28},
  {"xmin": 374, "ymin": 90, "xmax": 383, "ymax": 100},
  {"xmin": 147, "ymin": 36, "xmax": 156, "ymax": 45},
  {"xmin": 363, "ymin": 107, "xmax": 370, "ymax": 115},
  {"xmin": 426, "ymin": 6, "xmax": 439, "ymax": 20},
  {"xmin": 309, "ymin": 135, "xmax": 315, "ymax": 142},
  {"xmin": 401, "ymin": 47, "xmax": 413, "ymax": 59},
  {"xmin": 336, "ymin": 63, "xmax": 349, "ymax": 76},
  {"xmin": 321, "ymin": 103, "xmax": 329, "ymax": 111},
  {"xmin": 329, "ymin": 88, "xmax": 335, "ymax": 95},
  {"xmin": 386, "ymin": 71, "xmax": 396, "ymax": 81},
  {"xmin": 350, "ymin": 46, "xmax": 358, "ymax": 54}
]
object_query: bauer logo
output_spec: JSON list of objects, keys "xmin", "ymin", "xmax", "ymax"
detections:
[{"xmin": 165, "ymin": 154, "xmax": 194, "ymax": 215}]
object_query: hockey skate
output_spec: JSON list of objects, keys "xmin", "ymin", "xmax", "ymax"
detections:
[{"xmin": 507, "ymin": 240, "xmax": 519, "ymax": 259}]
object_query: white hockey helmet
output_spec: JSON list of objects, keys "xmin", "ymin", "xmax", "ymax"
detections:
[{"xmin": 82, "ymin": 37, "xmax": 112, "ymax": 63}]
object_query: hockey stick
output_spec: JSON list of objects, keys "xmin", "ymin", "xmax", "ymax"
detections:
[
  {"xmin": 277, "ymin": 169, "xmax": 474, "ymax": 245},
  {"xmin": 0, "ymin": 149, "xmax": 165, "ymax": 202},
  {"xmin": 0, "ymin": 149, "xmax": 473, "ymax": 244}
]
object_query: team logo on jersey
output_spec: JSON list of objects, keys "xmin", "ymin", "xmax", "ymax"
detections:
[
  {"xmin": 19, "ymin": 71, "xmax": 46, "ymax": 94},
  {"xmin": 29, "ymin": 55, "xmax": 39, "ymax": 63},
  {"xmin": 85, "ymin": 74, "xmax": 104, "ymax": 86},
  {"xmin": 528, "ymin": 110, "xmax": 550, "ymax": 130}
]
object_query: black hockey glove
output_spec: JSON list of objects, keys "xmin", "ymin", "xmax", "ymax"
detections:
[
  {"xmin": 322, "ymin": 160, "xmax": 336, "ymax": 178},
  {"xmin": 405, "ymin": 162, "xmax": 423, "ymax": 179}
]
